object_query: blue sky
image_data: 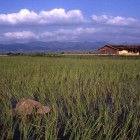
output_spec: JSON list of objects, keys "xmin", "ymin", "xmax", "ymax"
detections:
[{"xmin": 0, "ymin": 0, "xmax": 140, "ymax": 43}]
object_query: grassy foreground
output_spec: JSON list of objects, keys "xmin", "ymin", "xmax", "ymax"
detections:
[{"xmin": 0, "ymin": 56, "xmax": 140, "ymax": 140}]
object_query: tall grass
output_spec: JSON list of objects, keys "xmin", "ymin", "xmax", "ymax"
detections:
[{"xmin": 0, "ymin": 56, "xmax": 140, "ymax": 140}]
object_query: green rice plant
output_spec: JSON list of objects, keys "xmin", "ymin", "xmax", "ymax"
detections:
[{"xmin": 0, "ymin": 55, "xmax": 140, "ymax": 139}]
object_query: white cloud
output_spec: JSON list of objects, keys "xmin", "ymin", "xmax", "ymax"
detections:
[
  {"xmin": 2, "ymin": 26, "xmax": 140, "ymax": 43},
  {"xmin": 40, "ymin": 28, "xmax": 100, "ymax": 41},
  {"xmin": 0, "ymin": 8, "xmax": 86, "ymax": 26},
  {"xmin": 92, "ymin": 14, "xmax": 137, "ymax": 26},
  {"xmin": 55, "ymin": 27, "xmax": 99, "ymax": 35},
  {"xmin": 2, "ymin": 28, "xmax": 99, "ymax": 42},
  {"xmin": 4, "ymin": 31, "xmax": 38, "ymax": 40}
]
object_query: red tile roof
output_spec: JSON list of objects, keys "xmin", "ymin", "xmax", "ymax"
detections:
[{"xmin": 104, "ymin": 45, "xmax": 140, "ymax": 51}]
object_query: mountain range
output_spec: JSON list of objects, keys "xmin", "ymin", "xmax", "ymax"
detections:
[{"xmin": 0, "ymin": 41, "xmax": 108, "ymax": 53}]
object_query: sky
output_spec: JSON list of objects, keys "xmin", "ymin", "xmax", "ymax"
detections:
[{"xmin": 0, "ymin": 0, "xmax": 140, "ymax": 44}]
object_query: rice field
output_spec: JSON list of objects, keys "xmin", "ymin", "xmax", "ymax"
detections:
[{"xmin": 0, "ymin": 55, "xmax": 140, "ymax": 140}]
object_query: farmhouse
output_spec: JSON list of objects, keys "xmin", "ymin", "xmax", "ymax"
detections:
[{"xmin": 98, "ymin": 45, "xmax": 140, "ymax": 55}]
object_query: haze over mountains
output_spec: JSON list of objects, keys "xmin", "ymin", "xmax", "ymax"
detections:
[
  {"xmin": 1, "ymin": 41, "xmax": 140, "ymax": 53},
  {"xmin": 0, "ymin": 41, "xmax": 109, "ymax": 53}
]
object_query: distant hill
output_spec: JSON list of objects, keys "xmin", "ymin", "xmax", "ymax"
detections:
[{"xmin": 0, "ymin": 41, "xmax": 108, "ymax": 53}]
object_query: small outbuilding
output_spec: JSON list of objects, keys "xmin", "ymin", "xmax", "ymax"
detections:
[{"xmin": 98, "ymin": 45, "xmax": 140, "ymax": 55}]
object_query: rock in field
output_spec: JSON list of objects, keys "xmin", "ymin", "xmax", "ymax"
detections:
[{"xmin": 13, "ymin": 99, "xmax": 50, "ymax": 116}]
